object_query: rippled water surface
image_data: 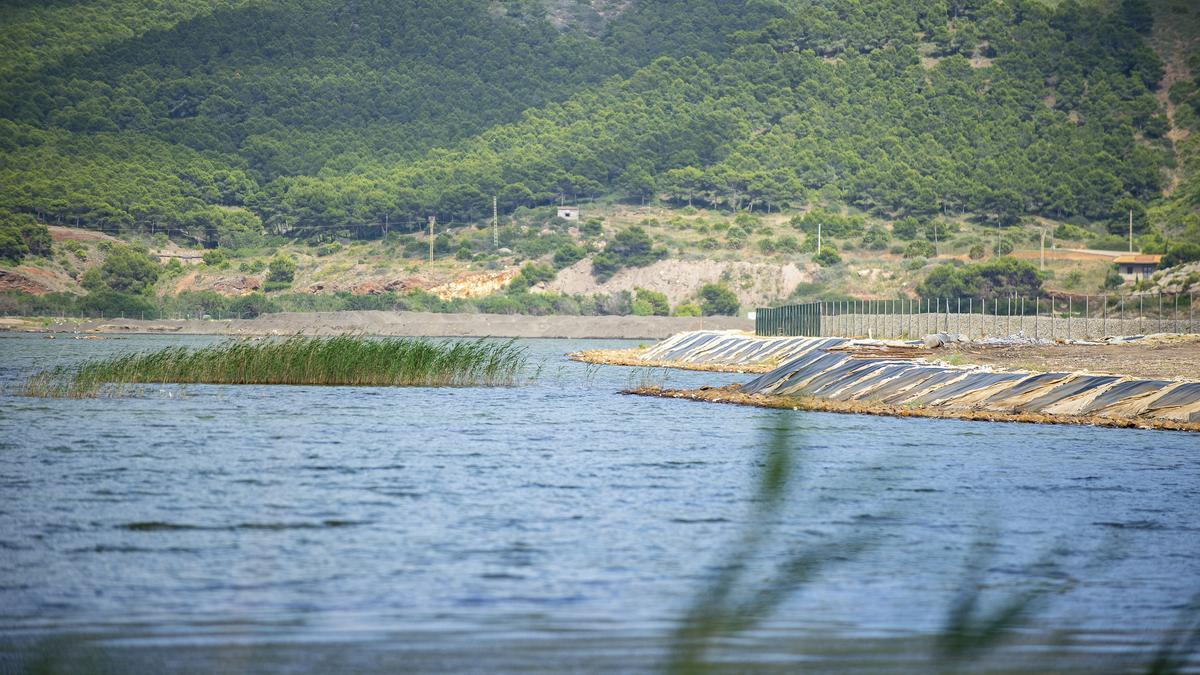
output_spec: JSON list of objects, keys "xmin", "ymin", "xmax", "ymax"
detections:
[{"xmin": 1, "ymin": 333, "xmax": 1199, "ymax": 672}]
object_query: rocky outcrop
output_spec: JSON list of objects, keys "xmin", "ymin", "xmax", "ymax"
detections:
[{"xmin": 429, "ymin": 269, "xmax": 520, "ymax": 299}]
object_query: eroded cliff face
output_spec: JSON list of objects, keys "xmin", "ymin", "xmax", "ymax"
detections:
[
  {"xmin": 545, "ymin": 258, "xmax": 816, "ymax": 308},
  {"xmin": 304, "ymin": 269, "xmax": 522, "ymax": 301}
]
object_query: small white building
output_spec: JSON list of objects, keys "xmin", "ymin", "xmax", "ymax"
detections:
[{"xmin": 557, "ymin": 207, "xmax": 580, "ymax": 221}]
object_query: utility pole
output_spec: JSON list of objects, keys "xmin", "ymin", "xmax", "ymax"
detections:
[
  {"xmin": 493, "ymin": 196, "xmax": 499, "ymax": 249},
  {"xmin": 428, "ymin": 215, "xmax": 436, "ymax": 265},
  {"xmin": 1128, "ymin": 208, "xmax": 1134, "ymax": 253},
  {"xmin": 1040, "ymin": 225, "xmax": 1045, "ymax": 271}
]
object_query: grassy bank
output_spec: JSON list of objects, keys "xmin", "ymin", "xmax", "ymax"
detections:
[{"xmin": 22, "ymin": 336, "xmax": 529, "ymax": 397}]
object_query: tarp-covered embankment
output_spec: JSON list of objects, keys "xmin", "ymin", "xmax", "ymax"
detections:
[
  {"xmin": 639, "ymin": 330, "xmax": 849, "ymax": 366},
  {"xmin": 632, "ymin": 331, "xmax": 1200, "ymax": 430}
]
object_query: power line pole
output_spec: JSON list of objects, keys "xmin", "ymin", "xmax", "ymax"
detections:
[
  {"xmin": 428, "ymin": 215, "xmax": 436, "ymax": 265},
  {"xmin": 1128, "ymin": 208, "xmax": 1134, "ymax": 253},
  {"xmin": 1040, "ymin": 225, "xmax": 1045, "ymax": 271},
  {"xmin": 493, "ymin": 196, "xmax": 499, "ymax": 249}
]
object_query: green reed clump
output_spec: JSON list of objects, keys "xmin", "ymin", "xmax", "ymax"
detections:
[{"xmin": 22, "ymin": 336, "xmax": 529, "ymax": 397}]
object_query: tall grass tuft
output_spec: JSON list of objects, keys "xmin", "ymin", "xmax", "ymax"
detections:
[{"xmin": 22, "ymin": 336, "xmax": 529, "ymax": 397}]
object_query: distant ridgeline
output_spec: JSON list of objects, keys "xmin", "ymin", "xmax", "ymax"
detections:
[{"xmin": 0, "ymin": 0, "xmax": 1191, "ymax": 244}]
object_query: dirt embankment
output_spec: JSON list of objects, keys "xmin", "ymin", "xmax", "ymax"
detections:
[
  {"xmin": 1, "ymin": 311, "xmax": 753, "ymax": 340},
  {"xmin": 938, "ymin": 335, "xmax": 1200, "ymax": 381}
]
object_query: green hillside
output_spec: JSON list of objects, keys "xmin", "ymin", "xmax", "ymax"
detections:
[{"xmin": 1, "ymin": 0, "xmax": 1199, "ymax": 317}]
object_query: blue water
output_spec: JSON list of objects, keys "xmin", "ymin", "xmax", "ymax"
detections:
[{"xmin": 1, "ymin": 333, "xmax": 1198, "ymax": 672}]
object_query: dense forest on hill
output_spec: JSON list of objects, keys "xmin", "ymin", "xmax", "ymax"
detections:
[{"xmin": 0, "ymin": 0, "xmax": 1196, "ymax": 254}]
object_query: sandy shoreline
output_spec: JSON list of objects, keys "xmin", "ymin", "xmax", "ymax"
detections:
[{"xmin": 0, "ymin": 311, "xmax": 752, "ymax": 340}]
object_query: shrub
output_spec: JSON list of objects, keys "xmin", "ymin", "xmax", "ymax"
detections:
[
  {"xmin": 80, "ymin": 267, "xmax": 104, "ymax": 291},
  {"xmin": 1087, "ymin": 234, "xmax": 1130, "ymax": 251},
  {"xmin": 202, "ymin": 249, "xmax": 228, "ymax": 267},
  {"xmin": 591, "ymin": 290, "xmax": 633, "ymax": 315},
  {"xmin": 0, "ymin": 227, "xmax": 28, "ymax": 263},
  {"xmin": 892, "ymin": 217, "xmax": 919, "ymax": 240},
  {"xmin": 509, "ymin": 263, "xmax": 557, "ymax": 292},
  {"xmin": 75, "ymin": 290, "xmax": 155, "ymax": 317},
  {"xmin": 99, "ymin": 246, "xmax": 160, "ymax": 294},
  {"xmin": 813, "ymin": 249, "xmax": 842, "ymax": 266},
  {"xmin": 592, "ymin": 225, "xmax": 666, "ymax": 282},
  {"xmin": 775, "ymin": 235, "xmax": 800, "ymax": 253},
  {"xmin": 267, "ymin": 254, "xmax": 296, "ymax": 283},
  {"xmin": 673, "ymin": 302, "xmax": 702, "ymax": 317},
  {"xmin": 968, "ymin": 244, "xmax": 986, "ymax": 260},
  {"xmin": 228, "ymin": 293, "xmax": 277, "ymax": 318},
  {"xmin": 552, "ymin": 243, "xmax": 586, "ymax": 269},
  {"xmin": 0, "ymin": 215, "xmax": 51, "ymax": 263},
  {"xmin": 928, "ymin": 219, "xmax": 959, "ymax": 239},
  {"xmin": 1164, "ymin": 243, "xmax": 1200, "ymax": 267},
  {"xmin": 790, "ymin": 208, "xmax": 866, "ymax": 238},
  {"xmin": 632, "ymin": 288, "xmax": 670, "ymax": 316},
  {"xmin": 698, "ymin": 283, "xmax": 739, "ymax": 316},
  {"xmin": 263, "ymin": 280, "xmax": 292, "ymax": 293},
  {"xmin": 63, "ymin": 241, "xmax": 87, "ymax": 260},
  {"xmin": 168, "ymin": 291, "xmax": 229, "ymax": 316},
  {"xmin": 1054, "ymin": 222, "xmax": 1090, "ymax": 240},
  {"xmin": 725, "ymin": 226, "xmax": 749, "ymax": 248},
  {"xmin": 861, "ymin": 225, "xmax": 891, "ymax": 250},
  {"xmin": 1101, "ymin": 268, "xmax": 1124, "ymax": 290},
  {"xmin": 904, "ymin": 240, "xmax": 937, "ymax": 258},
  {"xmin": 918, "ymin": 257, "xmax": 1044, "ymax": 300}
]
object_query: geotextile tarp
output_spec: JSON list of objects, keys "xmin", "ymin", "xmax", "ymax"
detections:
[{"xmin": 639, "ymin": 331, "xmax": 1200, "ymax": 426}]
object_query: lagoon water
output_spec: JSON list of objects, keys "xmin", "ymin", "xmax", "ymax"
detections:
[{"xmin": 1, "ymin": 333, "xmax": 1199, "ymax": 672}]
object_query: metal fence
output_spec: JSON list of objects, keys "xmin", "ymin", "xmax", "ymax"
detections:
[
  {"xmin": 757, "ymin": 293, "xmax": 1199, "ymax": 340},
  {"xmin": 754, "ymin": 303, "xmax": 822, "ymax": 337}
]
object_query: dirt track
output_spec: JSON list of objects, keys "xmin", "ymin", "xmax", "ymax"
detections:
[{"xmin": 0, "ymin": 311, "xmax": 752, "ymax": 340}]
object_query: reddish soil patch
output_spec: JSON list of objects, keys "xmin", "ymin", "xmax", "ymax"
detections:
[
  {"xmin": 0, "ymin": 269, "xmax": 55, "ymax": 295},
  {"xmin": 47, "ymin": 226, "xmax": 121, "ymax": 244}
]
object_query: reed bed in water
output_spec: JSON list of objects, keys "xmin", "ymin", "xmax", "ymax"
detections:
[{"xmin": 22, "ymin": 336, "xmax": 529, "ymax": 397}]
